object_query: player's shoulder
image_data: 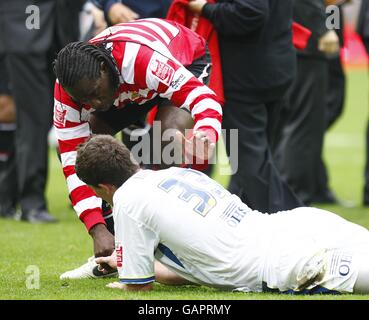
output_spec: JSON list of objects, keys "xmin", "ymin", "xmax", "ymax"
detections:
[
  {"xmin": 114, "ymin": 169, "xmax": 157, "ymax": 201},
  {"xmin": 114, "ymin": 167, "xmax": 185, "ymax": 201}
]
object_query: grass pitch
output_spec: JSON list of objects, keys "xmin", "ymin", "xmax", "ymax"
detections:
[{"xmin": 1, "ymin": 69, "xmax": 369, "ymax": 300}]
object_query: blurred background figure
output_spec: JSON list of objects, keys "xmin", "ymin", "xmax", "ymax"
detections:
[
  {"xmin": 90, "ymin": 0, "xmax": 172, "ymax": 25},
  {"xmin": 314, "ymin": 1, "xmax": 349, "ymax": 205},
  {"xmin": 357, "ymin": 0, "xmax": 369, "ymax": 206},
  {"xmin": 0, "ymin": 0, "xmax": 85, "ymax": 223},
  {"xmin": 275, "ymin": 0, "xmax": 340, "ymax": 206},
  {"xmin": 188, "ymin": 0, "xmax": 303, "ymax": 213},
  {"xmin": 79, "ymin": 2, "xmax": 108, "ymax": 41},
  {"xmin": 0, "ymin": 55, "xmax": 17, "ymax": 219}
]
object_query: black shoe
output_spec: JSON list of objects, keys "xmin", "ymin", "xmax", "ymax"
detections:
[{"xmin": 21, "ymin": 210, "xmax": 58, "ymax": 223}]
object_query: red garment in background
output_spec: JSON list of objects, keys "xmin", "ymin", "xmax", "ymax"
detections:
[
  {"xmin": 166, "ymin": 0, "xmax": 224, "ymax": 105},
  {"xmin": 292, "ymin": 22, "xmax": 312, "ymax": 50}
]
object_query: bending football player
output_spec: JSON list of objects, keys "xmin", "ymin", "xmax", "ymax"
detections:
[{"xmin": 53, "ymin": 18, "xmax": 222, "ymax": 279}]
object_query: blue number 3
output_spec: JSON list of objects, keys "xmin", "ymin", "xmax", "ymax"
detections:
[{"xmin": 158, "ymin": 178, "xmax": 216, "ymax": 216}]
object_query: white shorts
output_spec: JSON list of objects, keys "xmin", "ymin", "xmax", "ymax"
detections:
[{"xmin": 261, "ymin": 207, "xmax": 369, "ymax": 293}]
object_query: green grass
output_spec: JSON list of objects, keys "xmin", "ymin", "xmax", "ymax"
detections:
[{"xmin": 1, "ymin": 69, "xmax": 369, "ymax": 300}]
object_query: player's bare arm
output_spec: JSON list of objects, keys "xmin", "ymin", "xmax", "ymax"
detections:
[
  {"xmin": 154, "ymin": 261, "xmax": 194, "ymax": 286},
  {"xmin": 95, "ymin": 253, "xmax": 193, "ymax": 291},
  {"xmin": 105, "ymin": 266, "xmax": 194, "ymax": 292},
  {"xmin": 89, "ymin": 223, "xmax": 115, "ymax": 259}
]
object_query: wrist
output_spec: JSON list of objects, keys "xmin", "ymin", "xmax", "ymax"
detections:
[{"xmin": 89, "ymin": 223, "xmax": 108, "ymax": 237}]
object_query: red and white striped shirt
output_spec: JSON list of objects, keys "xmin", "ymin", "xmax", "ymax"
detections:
[{"xmin": 53, "ymin": 19, "xmax": 223, "ymax": 231}]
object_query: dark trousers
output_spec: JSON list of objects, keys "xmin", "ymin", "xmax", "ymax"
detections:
[
  {"xmin": 275, "ymin": 57, "xmax": 328, "ymax": 205},
  {"xmin": 316, "ymin": 55, "xmax": 346, "ymax": 198},
  {"xmin": 5, "ymin": 53, "xmax": 54, "ymax": 214},
  {"xmin": 0, "ymin": 128, "xmax": 17, "ymax": 215},
  {"xmin": 222, "ymin": 96, "xmax": 302, "ymax": 214}
]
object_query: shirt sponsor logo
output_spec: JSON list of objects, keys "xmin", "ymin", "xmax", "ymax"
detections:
[
  {"xmin": 170, "ymin": 74, "xmax": 186, "ymax": 90},
  {"xmin": 116, "ymin": 243, "xmax": 123, "ymax": 268},
  {"xmin": 150, "ymin": 59, "xmax": 174, "ymax": 85},
  {"xmin": 329, "ymin": 251, "xmax": 352, "ymax": 277},
  {"xmin": 220, "ymin": 202, "xmax": 250, "ymax": 228},
  {"xmin": 54, "ymin": 103, "xmax": 66, "ymax": 126}
]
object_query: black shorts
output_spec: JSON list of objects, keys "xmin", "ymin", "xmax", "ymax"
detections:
[{"xmin": 93, "ymin": 47, "xmax": 212, "ymax": 133}]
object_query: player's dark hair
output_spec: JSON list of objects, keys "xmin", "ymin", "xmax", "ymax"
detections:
[
  {"xmin": 53, "ymin": 41, "xmax": 120, "ymax": 90},
  {"xmin": 75, "ymin": 135, "xmax": 140, "ymax": 188}
]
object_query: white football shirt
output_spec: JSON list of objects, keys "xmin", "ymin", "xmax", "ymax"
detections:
[{"xmin": 112, "ymin": 167, "xmax": 268, "ymax": 291}]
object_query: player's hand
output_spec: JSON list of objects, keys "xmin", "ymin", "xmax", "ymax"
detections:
[
  {"xmin": 89, "ymin": 223, "xmax": 115, "ymax": 270},
  {"xmin": 108, "ymin": 3, "xmax": 139, "ymax": 25},
  {"xmin": 175, "ymin": 130, "xmax": 216, "ymax": 165},
  {"xmin": 188, "ymin": 0, "xmax": 208, "ymax": 14},
  {"xmin": 95, "ymin": 250, "xmax": 118, "ymax": 274},
  {"xmin": 318, "ymin": 30, "xmax": 340, "ymax": 55},
  {"xmin": 106, "ymin": 281, "xmax": 125, "ymax": 289}
]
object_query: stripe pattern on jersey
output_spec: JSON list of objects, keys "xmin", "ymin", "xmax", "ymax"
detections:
[{"xmin": 53, "ymin": 19, "xmax": 222, "ymax": 230}]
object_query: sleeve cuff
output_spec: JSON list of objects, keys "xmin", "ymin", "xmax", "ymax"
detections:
[
  {"xmin": 119, "ymin": 276, "xmax": 155, "ymax": 284},
  {"xmin": 79, "ymin": 208, "xmax": 106, "ymax": 232}
]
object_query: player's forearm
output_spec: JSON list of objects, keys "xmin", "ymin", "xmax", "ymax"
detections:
[
  {"xmin": 169, "ymin": 81, "xmax": 223, "ymax": 142},
  {"xmin": 154, "ymin": 261, "xmax": 194, "ymax": 286}
]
